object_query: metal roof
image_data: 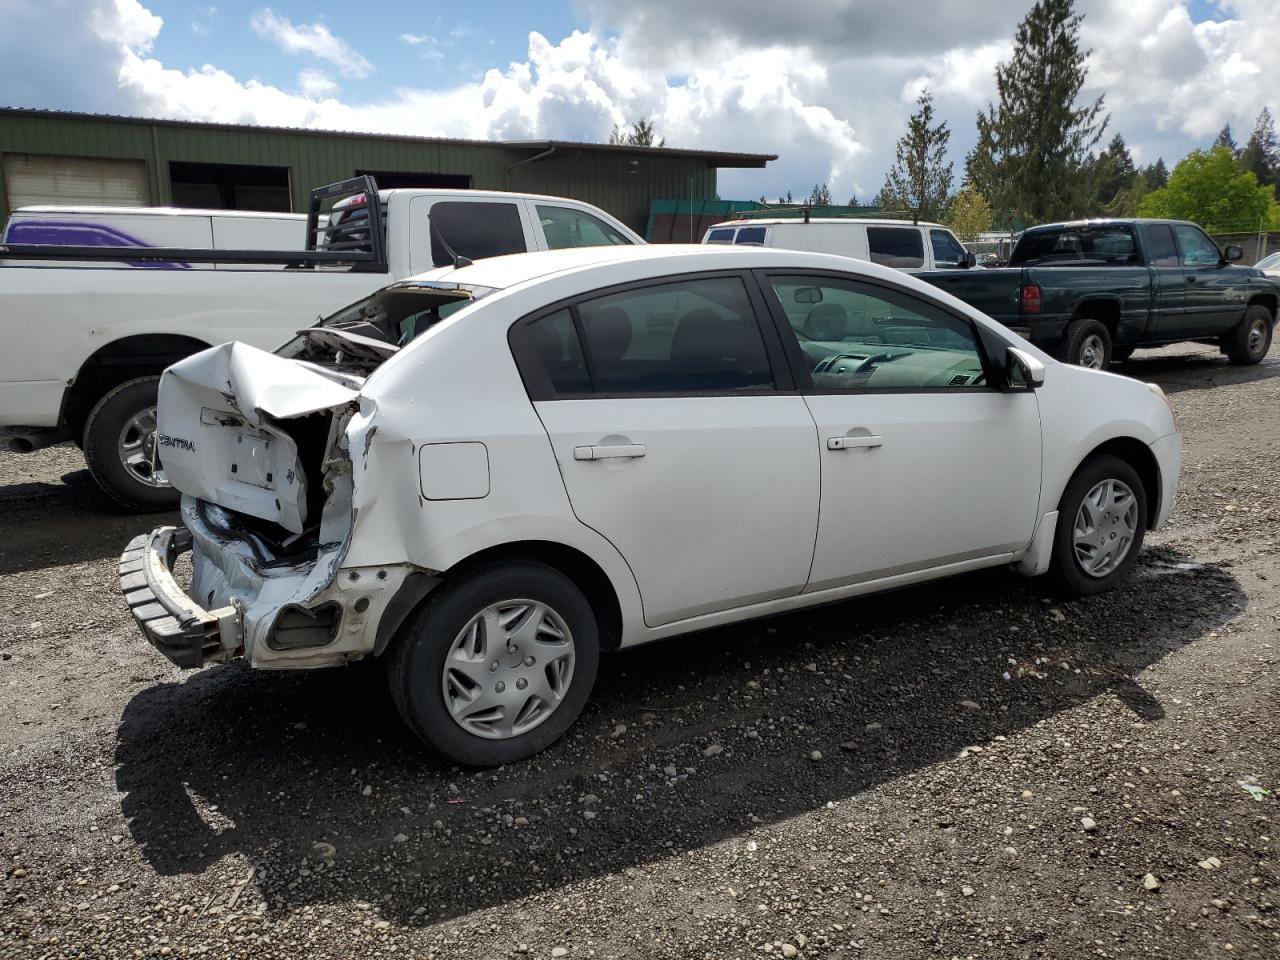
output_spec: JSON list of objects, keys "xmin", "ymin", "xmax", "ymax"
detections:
[{"xmin": 0, "ymin": 107, "xmax": 775, "ymax": 168}]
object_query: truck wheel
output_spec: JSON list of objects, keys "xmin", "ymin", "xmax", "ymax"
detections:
[
  {"xmin": 1222, "ymin": 305, "xmax": 1273, "ymax": 365},
  {"xmin": 83, "ymin": 376, "xmax": 179, "ymax": 512},
  {"xmin": 1110, "ymin": 346, "xmax": 1135, "ymax": 363},
  {"xmin": 1062, "ymin": 319, "xmax": 1112, "ymax": 369},
  {"xmin": 387, "ymin": 561, "xmax": 600, "ymax": 767},
  {"xmin": 1049, "ymin": 454, "xmax": 1147, "ymax": 597}
]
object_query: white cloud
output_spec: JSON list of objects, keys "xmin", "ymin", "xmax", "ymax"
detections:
[
  {"xmin": 4, "ymin": 0, "xmax": 1278, "ymax": 204},
  {"xmin": 249, "ymin": 8, "xmax": 372, "ymax": 79},
  {"xmin": 296, "ymin": 68, "xmax": 338, "ymax": 98}
]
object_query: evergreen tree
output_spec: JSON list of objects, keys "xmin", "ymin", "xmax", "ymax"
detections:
[
  {"xmin": 1093, "ymin": 132, "xmax": 1137, "ymax": 212},
  {"xmin": 1238, "ymin": 108, "xmax": 1279, "ymax": 199},
  {"xmin": 609, "ymin": 117, "xmax": 664, "ymax": 147},
  {"xmin": 1142, "ymin": 158, "xmax": 1169, "ymax": 191},
  {"xmin": 808, "ymin": 183, "xmax": 833, "ymax": 206},
  {"xmin": 880, "ymin": 89, "xmax": 953, "ymax": 224},
  {"xmin": 976, "ymin": 0, "xmax": 1108, "ymax": 224},
  {"xmin": 1212, "ymin": 124, "xmax": 1238, "ymax": 155}
]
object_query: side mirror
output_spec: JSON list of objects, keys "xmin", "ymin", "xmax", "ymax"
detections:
[
  {"xmin": 1223, "ymin": 244, "xmax": 1243, "ymax": 263},
  {"xmin": 1006, "ymin": 346, "xmax": 1045, "ymax": 391},
  {"xmin": 966, "ymin": 251, "xmax": 977, "ymax": 268}
]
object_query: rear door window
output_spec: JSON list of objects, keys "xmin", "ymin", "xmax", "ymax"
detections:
[
  {"xmin": 867, "ymin": 227, "xmax": 925, "ymax": 268},
  {"xmin": 536, "ymin": 205, "xmax": 632, "ymax": 249},
  {"xmin": 929, "ymin": 229, "xmax": 968, "ymax": 268},
  {"xmin": 1143, "ymin": 224, "xmax": 1180, "ymax": 267},
  {"xmin": 429, "ymin": 201, "xmax": 526, "ymax": 267}
]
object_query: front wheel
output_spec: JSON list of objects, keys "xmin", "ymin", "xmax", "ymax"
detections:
[
  {"xmin": 1061, "ymin": 319, "xmax": 1112, "ymax": 369},
  {"xmin": 1222, "ymin": 304, "xmax": 1273, "ymax": 365},
  {"xmin": 1049, "ymin": 454, "xmax": 1147, "ymax": 597},
  {"xmin": 82, "ymin": 376, "xmax": 179, "ymax": 512},
  {"xmin": 387, "ymin": 561, "xmax": 600, "ymax": 766}
]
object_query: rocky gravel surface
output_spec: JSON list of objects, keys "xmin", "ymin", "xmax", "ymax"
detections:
[{"xmin": 1, "ymin": 342, "xmax": 1277, "ymax": 959}]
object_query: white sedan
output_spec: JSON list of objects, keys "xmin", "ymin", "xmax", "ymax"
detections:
[{"xmin": 120, "ymin": 245, "xmax": 1181, "ymax": 766}]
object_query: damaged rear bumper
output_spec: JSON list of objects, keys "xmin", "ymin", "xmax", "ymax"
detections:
[
  {"xmin": 119, "ymin": 526, "xmax": 240, "ymax": 669},
  {"xmin": 120, "ymin": 497, "xmax": 435, "ymax": 670}
]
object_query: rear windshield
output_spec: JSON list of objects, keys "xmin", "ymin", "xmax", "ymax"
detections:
[{"xmin": 1011, "ymin": 225, "xmax": 1138, "ymax": 266}]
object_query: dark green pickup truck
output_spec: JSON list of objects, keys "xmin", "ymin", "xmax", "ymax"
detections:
[{"xmin": 921, "ymin": 218, "xmax": 1278, "ymax": 367}]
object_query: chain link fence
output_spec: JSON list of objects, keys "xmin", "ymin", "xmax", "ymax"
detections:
[{"xmin": 1208, "ymin": 231, "xmax": 1279, "ymax": 265}]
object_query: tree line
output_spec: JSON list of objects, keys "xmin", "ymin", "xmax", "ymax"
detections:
[{"xmin": 767, "ymin": 0, "xmax": 1280, "ymax": 238}]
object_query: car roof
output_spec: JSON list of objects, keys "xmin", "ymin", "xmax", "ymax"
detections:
[
  {"xmin": 394, "ymin": 243, "xmax": 920, "ymax": 294},
  {"xmin": 1021, "ymin": 217, "xmax": 1192, "ymax": 232},
  {"xmin": 709, "ymin": 218, "xmax": 948, "ymax": 230}
]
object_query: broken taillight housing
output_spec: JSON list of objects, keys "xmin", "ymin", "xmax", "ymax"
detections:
[{"xmin": 1021, "ymin": 283, "xmax": 1042, "ymax": 314}]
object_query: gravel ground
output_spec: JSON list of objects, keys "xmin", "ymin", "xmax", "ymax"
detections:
[{"xmin": 1, "ymin": 341, "xmax": 1277, "ymax": 959}]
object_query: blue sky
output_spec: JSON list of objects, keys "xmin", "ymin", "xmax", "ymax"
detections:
[{"xmin": 1, "ymin": 1, "xmax": 1276, "ymax": 201}]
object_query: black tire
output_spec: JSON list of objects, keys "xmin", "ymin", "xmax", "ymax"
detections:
[
  {"xmin": 1061, "ymin": 319, "xmax": 1112, "ymax": 369},
  {"xmin": 387, "ymin": 561, "xmax": 600, "ymax": 767},
  {"xmin": 1222, "ymin": 304, "xmax": 1273, "ymax": 365},
  {"xmin": 1049, "ymin": 454, "xmax": 1148, "ymax": 597},
  {"xmin": 83, "ymin": 376, "xmax": 180, "ymax": 512},
  {"xmin": 1110, "ymin": 345, "xmax": 1136, "ymax": 363}
]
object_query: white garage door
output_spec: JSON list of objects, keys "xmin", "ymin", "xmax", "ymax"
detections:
[{"xmin": 4, "ymin": 154, "xmax": 150, "ymax": 210}]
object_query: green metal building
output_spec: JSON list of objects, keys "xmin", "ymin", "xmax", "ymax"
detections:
[{"xmin": 0, "ymin": 108, "xmax": 774, "ymax": 234}]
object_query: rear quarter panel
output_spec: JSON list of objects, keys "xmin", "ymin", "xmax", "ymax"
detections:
[
  {"xmin": 1030, "ymin": 265, "xmax": 1153, "ymax": 343},
  {"xmin": 917, "ymin": 267, "xmax": 1024, "ymax": 324}
]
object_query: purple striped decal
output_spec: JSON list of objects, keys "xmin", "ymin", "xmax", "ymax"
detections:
[{"xmin": 5, "ymin": 220, "xmax": 191, "ymax": 269}]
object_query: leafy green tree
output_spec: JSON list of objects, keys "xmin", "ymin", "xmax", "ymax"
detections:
[
  {"xmin": 609, "ymin": 117, "xmax": 664, "ymax": 147},
  {"xmin": 808, "ymin": 183, "xmax": 833, "ymax": 206},
  {"xmin": 975, "ymin": 0, "xmax": 1108, "ymax": 224},
  {"xmin": 1138, "ymin": 147, "xmax": 1280, "ymax": 231},
  {"xmin": 1142, "ymin": 158, "xmax": 1169, "ymax": 191},
  {"xmin": 880, "ymin": 89, "xmax": 953, "ymax": 224},
  {"xmin": 947, "ymin": 188, "xmax": 993, "ymax": 241},
  {"xmin": 1238, "ymin": 108, "xmax": 1279, "ymax": 199}
]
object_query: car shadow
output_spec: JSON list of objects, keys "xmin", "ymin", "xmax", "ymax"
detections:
[
  {"xmin": 113, "ymin": 545, "xmax": 1244, "ymax": 926},
  {"xmin": 1115, "ymin": 348, "xmax": 1278, "ymax": 394},
  {"xmin": 0, "ymin": 465, "xmax": 175, "ymax": 576}
]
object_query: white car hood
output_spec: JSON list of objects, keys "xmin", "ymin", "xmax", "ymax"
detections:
[{"xmin": 157, "ymin": 341, "xmax": 362, "ymax": 533}]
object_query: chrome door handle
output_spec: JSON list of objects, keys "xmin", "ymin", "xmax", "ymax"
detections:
[
  {"xmin": 827, "ymin": 434, "xmax": 882, "ymax": 450},
  {"xmin": 573, "ymin": 443, "xmax": 647, "ymax": 461}
]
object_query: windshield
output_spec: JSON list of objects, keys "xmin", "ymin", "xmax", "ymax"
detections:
[{"xmin": 1010, "ymin": 224, "xmax": 1138, "ymax": 266}]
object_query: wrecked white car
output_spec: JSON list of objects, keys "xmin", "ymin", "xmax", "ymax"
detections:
[{"xmin": 121, "ymin": 244, "xmax": 1181, "ymax": 766}]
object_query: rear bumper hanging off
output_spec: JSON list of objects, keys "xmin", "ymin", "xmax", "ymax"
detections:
[{"xmin": 119, "ymin": 526, "xmax": 240, "ymax": 669}]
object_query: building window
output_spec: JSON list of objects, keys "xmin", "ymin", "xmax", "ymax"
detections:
[{"xmin": 169, "ymin": 161, "xmax": 292, "ymax": 211}]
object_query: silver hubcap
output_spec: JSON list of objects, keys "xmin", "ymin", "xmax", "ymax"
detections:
[
  {"xmin": 441, "ymin": 599, "xmax": 575, "ymax": 740},
  {"xmin": 1073, "ymin": 478, "xmax": 1138, "ymax": 578},
  {"xmin": 117, "ymin": 406, "xmax": 169, "ymax": 488},
  {"xmin": 1079, "ymin": 334, "xmax": 1106, "ymax": 369},
  {"xmin": 1247, "ymin": 318, "xmax": 1266, "ymax": 355}
]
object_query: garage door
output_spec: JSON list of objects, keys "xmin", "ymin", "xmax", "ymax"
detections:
[{"xmin": 4, "ymin": 154, "xmax": 150, "ymax": 210}]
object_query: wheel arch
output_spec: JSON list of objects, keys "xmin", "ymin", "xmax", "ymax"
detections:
[
  {"xmin": 64, "ymin": 334, "xmax": 212, "ymax": 442},
  {"xmin": 1073, "ymin": 296, "xmax": 1122, "ymax": 336},
  {"xmin": 1072, "ymin": 436, "xmax": 1161, "ymax": 528},
  {"xmin": 1247, "ymin": 290, "xmax": 1277, "ymax": 319}
]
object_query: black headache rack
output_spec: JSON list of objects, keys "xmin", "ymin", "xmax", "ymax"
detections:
[{"xmin": 0, "ymin": 176, "xmax": 388, "ymax": 273}]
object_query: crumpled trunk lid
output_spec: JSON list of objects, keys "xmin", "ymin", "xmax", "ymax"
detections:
[{"xmin": 157, "ymin": 341, "xmax": 361, "ymax": 534}]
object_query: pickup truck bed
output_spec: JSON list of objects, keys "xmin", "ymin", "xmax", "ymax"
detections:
[{"xmin": 920, "ymin": 218, "xmax": 1278, "ymax": 368}]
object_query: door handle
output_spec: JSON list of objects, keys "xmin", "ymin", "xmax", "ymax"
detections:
[
  {"xmin": 1186, "ymin": 275, "xmax": 1197, "ymax": 283},
  {"xmin": 573, "ymin": 443, "xmax": 646, "ymax": 461},
  {"xmin": 827, "ymin": 434, "xmax": 882, "ymax": 450}
]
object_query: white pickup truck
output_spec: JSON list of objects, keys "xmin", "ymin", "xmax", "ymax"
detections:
[{"xmin": 0, "ymin": 177, "xmax": 642, "ymax": 509}]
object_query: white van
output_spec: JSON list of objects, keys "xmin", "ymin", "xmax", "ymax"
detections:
[
  {"xmin": 1, "ymin": 206, "xmax": 306, "ymax": 268},
  {"xmin": 702, "ymin": 218, "xmax": 974, "ymax": 273}
]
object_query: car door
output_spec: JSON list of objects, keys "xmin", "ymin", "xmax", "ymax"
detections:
[
  {"xmin": 1141, "ymin": 222, "xmax": 1185, "ymax": 336},
  {"xmin": 758, "ymin": 272, "xmax": 1042, "ymax": 591},
  {"xmin": 513, "ymin": 272, "xmax": 821, "ymax": 627},
  {"xmin": 1173, "ymin": 223, "xmax": 1242, "ymax": 335}
]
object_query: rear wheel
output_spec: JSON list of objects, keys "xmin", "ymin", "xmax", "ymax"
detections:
[
  {"xmin": 1050, "ymin": 454, "xmax": 1147, "ymax": 597},
  {"xmin": 387, "ymin": 561, "xmax": 600, "ymax": 766},
  {"xmin": 1222, "ymin": 304, "xmax": 1273, "ymax": 365},
  {"xmin": 1061, "ymin": 319, "xmax": 1112, "ymax": 369},
  {"xmin": 82, "ymin": 376, "xmax": 179, "ymax": 512}
]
